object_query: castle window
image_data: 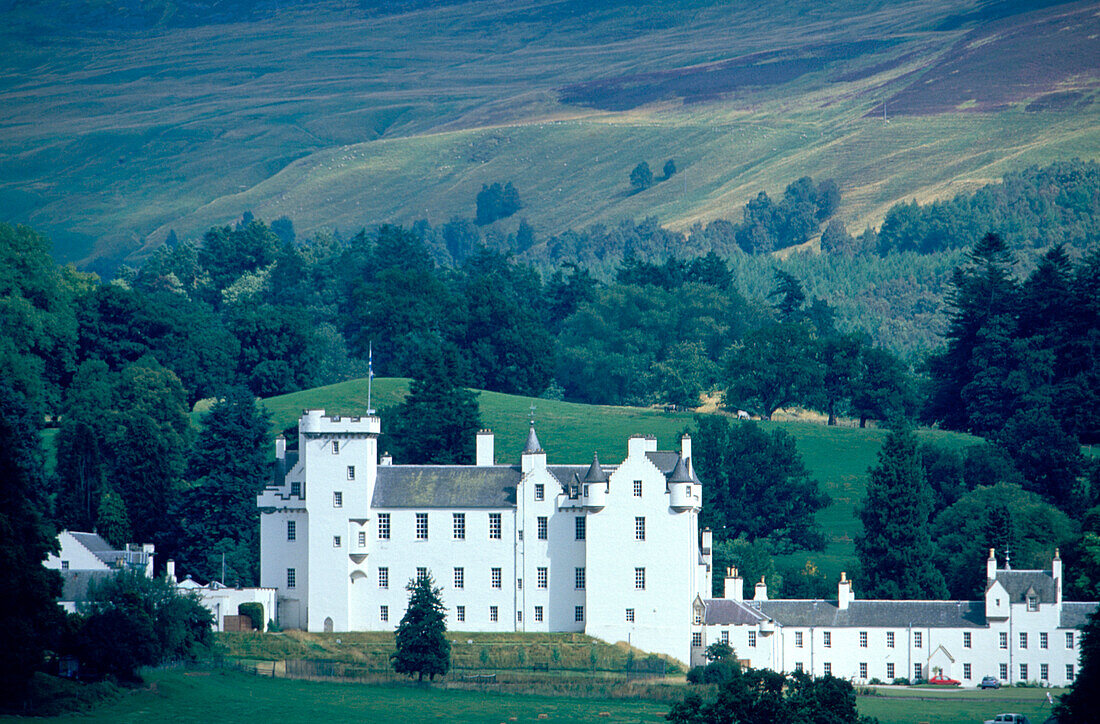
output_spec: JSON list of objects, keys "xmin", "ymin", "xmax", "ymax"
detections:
[
  {"xmin": 287, "ymin": 520, "xmax": 296, "ymax": 541},
  {"xmin": 380, "ymin": 605, "xmax": 388, "ymax": 622},
  {"xmin": 454, "ymin": 567, "xmax": 464, "ymax": 588},
  {"xmin": 287, "ymin": 568, "xmax": 296, "ymax": 589},
  {"xmin": 491, "ymin": 567, "xmax": 502, "ymax": 589},
  {"xmin": 537, "ymin": 516, "xmax": 548, "ymax": 540},
  {"xmin": 796, "ymin": 662, "xmax": 805, "ymax": 673},
  {"xmin": 1000, "ymin": 632, "xmax": 1008, "ymax": 649},
  {"xmin": 635, "ymin": 516, "xmax": 646, "ymax": 541},
  {"xmin": 795, "ymin": 631, "xmax": 803, "ymax": 648},
  {"xmin": 332, "ymin": 441, "xmax": 339, "ymax": 454},
  {"xmin": 1020, "ymin": 632, "xmax": 1028, "ymax": 649},
  {"xmin": 824, "ymin": 663, "xmax": 832, "ymax": 677},
  {"xmin": 1040, "ymin": 663, "xmax": 1048, "ymax": 681},
  {"xmin": 626, "ymin": 609, "xmax": 635, "ymax": 623},
  {"xmin": 346, "ymin": 465, "xmax": 355, "ymax": 480},
  {"xmin": 914, "ymin": 631, "xmax": 922, "ymax": 648},
  {"xmin": 333, "ymin": 535, "xmax": 341, "ymax": 548},
  {"xmin": 1067, "ymin": 632, "xmax": 1074, "ymax": 648},
  {"xmin": 692, "ymin": 632, "xmax": 702, "ymax": 647},
  {"xmin": 416, "ymin": 567, "xmax": 427, "ymax": 581},
  {"xmin": 456, "ymin": 606, "xmax": 465, "ymax": 622},
  {"xmin": 358, "ymin": 531, "xmax": 366, "ymax": 547},
  {"xmin": 859, "ymin": 663, "xmax": 867, "ymax": 679},
  {"xmin": 914, "ymin": 663, "xmax": 922, "ymax": 680},
  {"xmin": 1020, "ymin": 663, "xmax": 1028, "ymax": 681},
  {"xmin": 537, "ymin": 567, "xmax": 547, "ymax": 588},
  {"xmin": 634, "ymin": 480, "xmax": 642, "ymax": 497},
  {"xmin": 489, "ymin": 512, "xmax": 501, "ymax": 539},
  {"xmin": 416, "ymin": 513, "xmax": 428, "ymax": 539},
  {"xmin": 575, "ymin": 606, "xmax": 584, "ymax": 623},
  {"xmin": 1067, "ymin": 664, "xmax": 1075, "ymax": 681},
  {"xmin": 333, "ymin": 491, "xmax": 343, "ymax": 507},
  {"xmin": 748, "ymin": 631, "xmax": 756, "ymax": 647},
  {"xmin": 575, "ymin": 567, "xmax": 585, "ymax": 590},
  {"xmin": 1040, "ymin": 632, "xmax": 1048, "ymax": 649},
  {"xmin": 1027, "ymin": 595, "xmax": 1038, "ymax": 611},
  {"xmin": 290, "ymin": 481, "xmax": 301, "ymax": 497},
  {"xmin": 517, "ymin": 610, "xmax": 522, "ymax": 623},
  {"xmin": 721, "ymin": 630, "xmax": 728, "ymax": 644},
  {"xmin": 635, "ymin": 567, "xmax": 645, "ymax": 590},
  {"xmin": 823, "ymin": 631, "xmax": 831, "ymax": 648},
  {"xmin": 453, "ymin": 513, "xmax": 465, "ymax": 540},
  {"xmin": 490, "ymin": 606, "xmax": 499, "ymax": 622},
  {"xmin": 378, "ymin": 567, "xmax": 388, "ymax": 589},
  {"xmin": 860, "ymin": 631, "xmax": 867, "ymax": 648},
  {"xmin": 575, "ymin": 516, "xmax": 586, "ymax": 540},
  {"xmin": 378, "ymin": 513, "xmax": 390, "ymax": 539},
  {"xmin": 887, "ymin": 631, "xmax": 895, "ymax": 648},
  {"xmin": 886, "ymin": 662, "xmax": 894, "ymax": 680},
  {"xmin": 61, "ymin": 561, "xmax": 69, "ymax": 570},
  {"xmin": 964, "ymin": 631, "xmax": 971, "ymax": 648},
  {"xmin": 535, "ymin": 606, "xmax": 544, "ymax": 622},
  {"xmin": 1000, "ymin": 663, "xmax": 1007, "ymax": 680},
  {"xmin": 535, "ymin": 484, "xmax": 544, "ymax": 501},
  {"xmin": 963, "ymin": 663, "xmax": 971, "ymax": 680}
]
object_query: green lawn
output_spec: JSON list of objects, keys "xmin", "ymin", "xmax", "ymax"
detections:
[
  {"xmin": 857, "ymin": 685, "xmax": 1064, "ymax": 724},
  {"xmin": 247, "ymin": 376, "xmax": 978, "ymax": 582}
]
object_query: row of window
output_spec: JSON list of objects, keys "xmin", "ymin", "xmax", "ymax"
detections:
[
  {"xmin": 379, "ymin": 605, "xmax": 589, "ymax": 625},
  {"xmin": 370, "ymin": 565, "xmax": 646, "ymax": 591},
  {"xmin": 531, "ymin": 480, "xmax": 647, "ymax": 501},
  {"xmin": 357, "ymin": 513, "xmax": 650, "ymax": 543},
  {"xmin": 782, "ymin": 629, "xmax": 1075, "ymax": 650}
]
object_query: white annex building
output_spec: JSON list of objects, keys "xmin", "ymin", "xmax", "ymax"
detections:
[
  {"xmin": 258, "ymin": 409, "xmax": 711, "ymax": 664},
  {"xmin": 695, "ymin": 551, "xmax": 1096, "ymax": 687},
  {"xmin": 258, "ymin": 409, "xmax": 1096, "ymax": 679}
]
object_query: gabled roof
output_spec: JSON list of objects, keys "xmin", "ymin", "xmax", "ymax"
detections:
[
  {"xmin": 703, "ymin": 599, "xmax": 770, "ymax": 625},
  {"xmin": 645, "ymin": 451, "xmax": 680, "ymax": 474},
  {"xmin": 703, "ymin": 599, "xmax": 988, "ymax": 628},
  {"xmin": 272, "ymin": 451, "xmax": 299, "ymax": 488},
  {"xmin": 995, "ymin": 570, "xmax": 1057, "ymax": 604},
  {"xmin": 371, "ymin": 465, "xmax": 520, "ymax": 508},
  {"xmin": 69, "ymin": 532, "xmax": 129, "ymax": 567}
]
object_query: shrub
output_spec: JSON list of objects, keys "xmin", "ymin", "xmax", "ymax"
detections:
[{"xmin": 238, "ymin": 603, "xmax": 264, "ymax": 631}]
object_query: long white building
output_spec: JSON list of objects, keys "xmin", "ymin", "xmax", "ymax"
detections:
[
  {"xmin": 695, "ymin": 551, "xmax": 1096, "ymax": 687},
  {"xmin": 257, "ymin": 409, "xmax": 711, "ymax": 664}
]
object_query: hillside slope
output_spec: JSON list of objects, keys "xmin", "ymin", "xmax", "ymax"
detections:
[{"xmin": 1, "ymin": 0, "xmax": 1096, "ymax": 265}]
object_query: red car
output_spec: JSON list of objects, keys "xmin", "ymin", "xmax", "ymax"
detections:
[{"xmin": 928, "ymin": 674, "xmax": 961, "ymax": 686}]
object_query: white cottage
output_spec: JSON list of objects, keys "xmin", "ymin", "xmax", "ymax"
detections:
[
  {"xmin": 257, "ymin": 409, "xmax": 711, "ymax": 664},
  {"xmin": 695, "ymin": 550, "xmax": 1097, "ymax": 687}
]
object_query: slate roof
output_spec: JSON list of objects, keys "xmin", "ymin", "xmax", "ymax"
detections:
[
  {"xmin": 1061, "ymin": 601, "xmax": 1099, "ymax": 628},
  {"xmin": 371, "ymin": 465, "xmax": 520, "ymax": 508},
  {"xmin": 69, "ymin": 532, "xmax": 129, "ymax": 566},
  {"xmin": 60, "ymin": 570, "xmax": 114, "ymax": 603},
  {"xmin": 583, "ymin": 454, "xmax": 608, "ymax": 483},
  {"xmin": 703, "ymin": 599, "xmax": 988, "ymax": 628},
  {"xmin": 272, "ymin": 451, "xmax": 299, "ymax": 488},
  {"xmin": 703, "ymin": 599, "xmax": 770, "ymax": 625},
  {"xmin": 669, "ymin": 456, "xmax": 693, "ymax": 483},
  {"xmin": 994, "ymin": 570, "xmax": 1057, "ymax": 604},
  {"xmin": 523, "ymin": 427, "xmax": 542, "ymax": 454},
  {"xmin": 645, "ymin": 451, "xmax": 680, "ymax": 474}
]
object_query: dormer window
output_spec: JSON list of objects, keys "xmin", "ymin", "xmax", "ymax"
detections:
[{"xmin": 1027, "ymin": 596, "xmax": 1039, "ymax": 612}]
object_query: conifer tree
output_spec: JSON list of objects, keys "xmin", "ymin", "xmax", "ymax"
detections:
[
  {"xmin": 385, "ymin": 349, "xmax": 481, "ymax": 464},
  {"xmin": 856, "ymin": 426, "xmax": 948, "ymax": 599},
  {"xmin": 391, "ymin": 573, "xmax": 450, "ymax": 682}
]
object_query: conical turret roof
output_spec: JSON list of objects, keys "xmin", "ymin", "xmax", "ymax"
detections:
[
  {"xmin": 583, "ymin": 453, "xmax": 608, "ymax": 483},
  {"xmin": 669, "ymin": 455, "xmax": 693, "ymax": 483},
  {"xmin": 523, "ymin": 426, "xmax": 542, "ymax": 454}
]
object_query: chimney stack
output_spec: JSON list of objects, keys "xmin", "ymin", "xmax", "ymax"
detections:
[
  {"xmin": 838, "ymin": 571, "xmax": 853, "ymax": 610},
  {"xmin": 166, "ymin": 560, "xmax": 177, "ymax": 585},
  {"xmin": 725, "ymin": 567, "xmax": 744, "ymax": 602},
  {"xmin": 680, "ymin": 434, "xmax": 692, "ymax": 464},
  {"xmin": 275, "ymin": 435, "xmax": 286, "ymax": 460},
  {"xmin": 1053, "ymin": 548, "xmax": 1063, "ymax": 604},
  {"xmin": 987, "ymin": 548, "xmax": 998, "ymax": 582},
  {"xmin": 755, "ymin": 576, "xmax": 768, "ymax": 601},
  {"xmin": 476, "ymin": 429, "xmax": 495, "ymax": 466}
]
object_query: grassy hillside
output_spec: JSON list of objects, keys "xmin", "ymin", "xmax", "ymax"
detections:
[
  {"xmin": 1, "ymin": 0, "xmax": 1096, "ymax": 265},
  {"xmin": 255, "ymin": 377, "xmax": 978, "ymax": 581}
]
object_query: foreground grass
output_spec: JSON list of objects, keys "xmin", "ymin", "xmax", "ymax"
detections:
[
  {"xmin": 857, "ymin": 685, "xmax": 1064, "ymax": 724},
  {"xmin": 26, "ymin": 669, "xmax": 670, "ymax": 723},
  {"xmin": 254, "ymin": 376, "xmax": 977, "ymax": 580}
]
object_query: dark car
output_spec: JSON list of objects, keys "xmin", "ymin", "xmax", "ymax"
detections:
[{"xmin": 979, "ymin": 676, "xmax": 1002, "ymax": 689}]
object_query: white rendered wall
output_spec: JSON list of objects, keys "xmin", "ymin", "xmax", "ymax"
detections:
[{"xmin": 46, "ymin": 532, "xmax": 111, "ymax": 571}]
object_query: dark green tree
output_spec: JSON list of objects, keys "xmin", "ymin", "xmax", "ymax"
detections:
[
  {"xmin": 670, "ymin": 668, "xmax": 863, "ymax": 724},
  {"xmin": 663, "ymin": 159, "xmax": 677, "ymax": 179},
  {"xmin": 391, "ymin": 573, "xmax": 450, "ymax": 682},
  {"xmin": 385, "ymin": 352, "xmax": 481, "ymax": 464},
  {"xmin": 724, "ymin": 323, "xmax": 822, "ymax": 420},
  {"xmin": 174, "ymin": 387, "xmax": 271, "ymax": 585},
  {"xmin": 850, "ymin": 347, "xmax": 916, "ymax": 428},
  {"xmin": 1054, "ymin": 605, "xmax": 1100, "ymax": 722},
  {"xmin": 818, "ymin": 333, "xmax": 863, "ymax": 425},
  {"xmin": 54, "ymin": 360, "xmax": 115, "ymax": 530},
  {"xmin": 694, "ymin": 417, "xmax": 828, "ymax": 552},
  {"xmin": 630, "ymin": 161, "xmax": 654, "ymax": 191},
  {"xmin": 95, "ymin": 487, "xmax": 132, "ymax": 549},
  {"xmin": 0, "ymin": 381, "xmax": 64, "ymax": 708},
  {"xmin": 856, "ymin": 426, "xmax": 948, "ymax": 599}
]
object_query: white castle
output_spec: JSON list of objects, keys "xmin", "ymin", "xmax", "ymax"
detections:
[
  {"xmin": 258, "ymin": 409, "xmax": 1096, "ymax": 684},
  {"xmin": 258, "ymin": 410, "xmax": 710, "ymax": 664}
]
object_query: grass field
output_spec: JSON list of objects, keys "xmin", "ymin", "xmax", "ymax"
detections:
[
  {"xmin": 1, "ymin": 0, "xmax": 1096, "ymax": 265},
  {"xmin": 248, "ymin": 376, "xmax": 977, "ymax": 581},
  {"xmin": 14, "ymin": 668, "xmax": 1067, "ymax": 723}
]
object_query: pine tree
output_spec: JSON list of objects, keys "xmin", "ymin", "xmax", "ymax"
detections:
[
  {"xmin": 856, "ymin": 426, "xmax": 948, "ymax": 599},
  {"xmin": 391, "ymin": 573, "xmax": 450, "ymax": 682},
  {"xmin": 96, "ymin": 487, "xmax": 132, "ymax": 549},
  {"xmin": 385, "ymin": 350, "xmax": 481, "ymax": 464},
  {"xmin": 1055, "ymin": 605, "xmax": 1100, "ymax": 722}
]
